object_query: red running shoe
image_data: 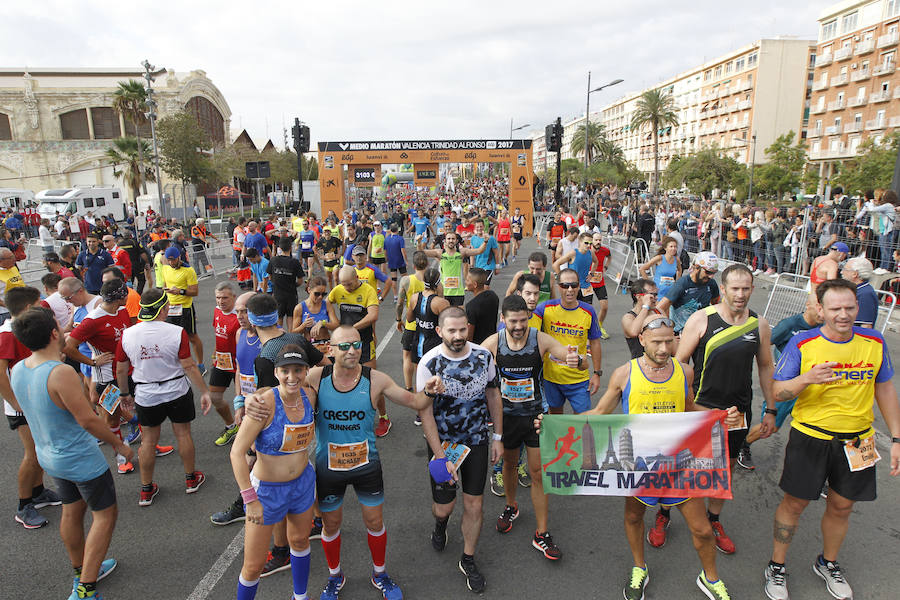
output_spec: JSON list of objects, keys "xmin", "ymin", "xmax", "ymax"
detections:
[
  {"xmin": 711, "ymin": 521, "xmax": 735, "ymax": 554},
  {"xmin": 647, "ymin": 511, "xmax": 670, "ymax": 548},
  {"xmin": 185, "ymin": 471, "xmax": 205, "ymax": 494}
]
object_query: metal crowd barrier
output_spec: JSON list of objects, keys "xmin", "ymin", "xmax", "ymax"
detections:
[
  {"xmin": 875, "ymin": 289, "xmax": 897, "ymax": 334},
  {"xmin": 607, "ymin": 239, "xmax": 635, "ymax": 294},
  {"xmin": 762, "ymin": 273, "xmax": 811, "ymax": 327}
]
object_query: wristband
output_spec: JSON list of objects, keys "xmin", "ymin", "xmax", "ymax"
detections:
[
  {"xmin": 233, "ymin": 395, "xmax": 245, "ymax": 411},
  {"xmin": 429, "ymin": 457, "xmax": 453, "ymax": 483},
  {"xmin": 764, "ymin": 408, "xmax": 778, "ymax": 416},
  {"xmin": 492, "ymin": 432, "xmax": 502, "ymax": 442},
  {"xmin": 240, "ymin": 487, "xmax": 258, "ymax": 504},
  {"xmin": 892, "ymin": 437, "xmax": 900, "ymax": 444}
]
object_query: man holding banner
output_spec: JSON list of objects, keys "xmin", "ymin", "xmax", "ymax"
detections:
[{"xmin": 537, "ymin": 314, "xmax": 739, "ymax": 600}]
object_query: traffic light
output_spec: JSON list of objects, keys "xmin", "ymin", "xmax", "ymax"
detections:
[
  {"xmin": 292, "ymin": 119, "xmax": 310, "ymax": 153},
  {"xmin": 546, "ymin": 119, "xmax": 562, "ymax": 153}
]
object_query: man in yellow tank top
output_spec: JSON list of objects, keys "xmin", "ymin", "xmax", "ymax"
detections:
[
  {"xmin": 583, "ymin": 315, "xmax": 739, "ymax": 600},
  {"xmin": 395, "ymin": 251, "xmax": 428, "ymax": 401}
]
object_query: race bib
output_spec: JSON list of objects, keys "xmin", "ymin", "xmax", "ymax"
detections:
[
  {"xmin": 98, "ymin": 384, "xmax": 121, "ymax": 415},
  {"xmin": 239, "ymin": 373, "xmax": 256, "ymax": 396},
  {"xmin": 500, "ymin": 377, "xmax": 535, "ymax": 403},
  {"xmin": 301, "ymin": 241, "xmax": 312, "ymax": 250},
  {"xmin": 512, "ymin": 225, "xmax": 521, "ymax": 233},
  {"xmin": 660, "ymin": 276, "xmax": 675, "ymax": 286},
  {"xmin": 441, "ymin": 440, "xmax": 471, "ymax": 472},
  {"xmin": 279, "ymin": 422, "xmax": 315, "ymax": 454},
  {"xmin": 325, "ymin": 252, "xmax": 336, "ymax": 261},
  {"xmin": 499, "ymin": 227, "xmax": 510, "ymax": 237},
  {"xmin": 588, "ymin": 271, "xmax": 604, "ymax": 284},
  {"xmin": 214, "ymin": 352, "xmax": 234, "ymax": 371},
  {"xmin": 443, "ymin": 276, "xmax": 460, "ymax": 289},
  {"xmin": 844, "ymin": 436, "xmax": 880, "ymax": 472},
  {"xmin": 327, "ymin": 440, "xmax": 369, "ymax": 471},
  {"xmin": 168, "ymin": 304, "xmax": 183, "ymax": 317},
  {"xmin": 727, "ymin": 413, "xmax": 748, "ymax": 431}
]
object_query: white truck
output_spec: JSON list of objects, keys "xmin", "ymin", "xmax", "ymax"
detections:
[
  {"xmin": 36, "ymin": 185, "xmax": 127, "ymax": 221},
  {"xmin": 0, "ymin": 188, "xmax": 36, "ymax": 212}
]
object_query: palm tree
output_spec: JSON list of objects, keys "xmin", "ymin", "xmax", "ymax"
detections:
[
  {"xmin": 630, "ymin": 88, "xmax": 679, "ymax": 194},
  {"xmin": 595, "ymin": 137, "xmax": 626, "ymax": 170},
  {"xmin": 112, "ymin": 80, "xmax": 149, "ymax": 195},
  {"xmin": 569, "ymin": 120, "xmax": 606, "ymax": 164},
  {"xmin": 106, "ymin": 137, "xmax": 155, "ymax": 203}
]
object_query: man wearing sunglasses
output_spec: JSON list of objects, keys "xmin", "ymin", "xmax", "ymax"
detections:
[
  {"xmin": 673, "ymin": 263, "xmax": 776, "ymax": 556},
  {"xmin": 655, "ymin": 251, "xmax": 721, "ymax": 334},
  {"xmin": 75, "ymin": 234, "xmax": 114, "ymax": 295}
]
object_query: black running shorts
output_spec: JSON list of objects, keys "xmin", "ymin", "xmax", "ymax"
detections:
[
  {"xmin": 135, "ymin": 389, "xmax": 196, "ymax": 427},
  {"xmin": 54, "ymin": 468, "xmax": 117, "ymax": 511},
  {"xmin": 779, "ymin": 427, "xmax": 876, "ymax": 502},
  {"xmin": 428, "ymin": 443, "xmax": 489, "ymax": 502}
]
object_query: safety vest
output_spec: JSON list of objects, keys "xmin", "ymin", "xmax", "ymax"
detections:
[
  {"xmin": 191, "ymin": 225, "xmax": 208, "ymax": 242},
  {"xmin": 232, "ymin": 226, "xmax": 245, "ymax": 251}
]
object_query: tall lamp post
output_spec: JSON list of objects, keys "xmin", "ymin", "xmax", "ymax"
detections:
[
  {"xmin": 747, "ymin": 132, "xmax": 758, "ymax": 201},
  {"xmin": 510, "ymin": 119, "xmax": 531, "ymax": 139},
  {"xmin": 583, "ymin": 74, "xmax": 623, "ymax": 214},
  {"xmin": 142, "ymin": 60, "xmax": 165, "ymax": 220}
]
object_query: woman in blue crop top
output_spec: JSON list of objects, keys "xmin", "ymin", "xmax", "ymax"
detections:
[
  {"xmin": 291, "ymin": 276, "xmax": 337, "ymax": 355},
  {"xmin": 230, "ymin": 345, "xmax": 317, "ymax": 600}
]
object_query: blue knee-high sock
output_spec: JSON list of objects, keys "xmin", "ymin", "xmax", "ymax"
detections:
[
  {"xmin": 237, "ymin": 575, "xmax": 259, "ymax": 600},
  {"xmin": 290, "ymin": 547, "xmax": 311, "ymax": 600}
]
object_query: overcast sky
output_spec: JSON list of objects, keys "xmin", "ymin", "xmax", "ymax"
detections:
[{"xmin": 5, "ymin": 1, "xmax": 825, "ymax": 146}]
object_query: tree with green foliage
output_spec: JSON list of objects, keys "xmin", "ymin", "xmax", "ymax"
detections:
[
  {"xmin": 630, "ymin": 88, "xmax": 679, "ymax": 194},
  {"xmin": 752, "ymin": 131, "xmax": 807, "ymax": 198},
  {"xmin": 157, "ymin": 111, "xmax": 211, "ymax": 192},
  {"xmin": 569, "ymin": 121, "xmax": 607, "ymax": 164},
  {"xmin": 594, "ymin": 137, "xmax": 625, "ymax": 170},
  {"xmin": 836, "ymin": 132, "xmax": 900, "ymax": 194},
  {"xmin": 111, "ymin": 80, "xmax": 149, "ymax": 194},
  {"xmin": 662, "ymin": 149, "xmax": 746, "ymax": 197},
  {"xmin": 105, "ymin": 137, "xmax": 155, "ymax": 203}
]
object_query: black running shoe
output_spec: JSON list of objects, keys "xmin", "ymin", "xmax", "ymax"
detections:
[
  {"xmin": 458, "ymin": 557, "xmax": 485, "ymax": 593},
  {"xmin": 309, "ymin": 516, "xmax": 323, "ymax": 541},
  {"xmin": 431, "ymin": 518, "xmax": 448, "ymax": 552},
  {"xmin": 737, "ymin": 443, "xmax": 755, "ymax": 470}
]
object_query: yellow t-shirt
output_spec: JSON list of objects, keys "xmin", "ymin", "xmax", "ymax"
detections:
[
  {"xmin": 0, "ymin": 266, "xmax": 24, "ymax": 302},
  {"xmin": 622, "ymin": 359, "xmax": 687, "ymax": 414},
  {"xmin": 161, "ymin": 264, "xmax": 199, "ymax": 307},
  {"xmin": 533, "ymin": 299, "xmax": 601, "ymax": 384},
  {"xmin": 404, "ymin": 274, "xmax": 425, "ymax": 331},
  {"xmin": 327, "ymin": 282, "xmax": 378, "ymax": 329},
  {"xmin": 292, "ymin": 217, "xmax": 305, "ymax": 233}
]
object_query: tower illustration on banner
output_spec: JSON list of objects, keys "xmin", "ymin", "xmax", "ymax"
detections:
[
  {"xmin": 618, "ymin": 428, "xmax": 634, "ymax": 471},
  {"xmin": 580, "ymin": 421, "xmax": 599, "ymax": 470},
  {"xmin": 711, "ymin": 421, "xmax": 726, "ymax": 468},
  {"xmin": 600, "ymin": 426, "xmax": 622, "ymax": 470}
]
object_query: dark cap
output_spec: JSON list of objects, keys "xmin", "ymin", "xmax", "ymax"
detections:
[{"xmin": 274, "ymin": 350, "xmax": 309, "ymax": 368}]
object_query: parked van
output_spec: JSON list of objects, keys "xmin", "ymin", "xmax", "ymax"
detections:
[
  {"xmin": 0, "ymin": 188, "xmax": 36, "ymax": 212},
  {"xmin": 35, "ymin": 186, "xmax": 126, "ymax": 221}
]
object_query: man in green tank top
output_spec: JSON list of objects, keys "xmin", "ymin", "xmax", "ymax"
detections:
[
  {"xmin": 367, "ymin": 221, "xmax": 387, "ymax": 277},
  {"xmin": 419, "ymin": 232, "xmax": 487, "ymax": 307},
  {"xmin": 505, "ymin": 251, "xmax": 556, "ymax": 303}
]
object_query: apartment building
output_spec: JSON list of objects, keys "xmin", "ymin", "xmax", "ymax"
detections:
[{"xmin": 808, "ymin": 0, "xmax": 900, "ymax": 184}]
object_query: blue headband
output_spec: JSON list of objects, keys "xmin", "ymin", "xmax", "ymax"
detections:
[{"xmin": 248, "ymin": 310, "xmax": 279, "ymax": 327}]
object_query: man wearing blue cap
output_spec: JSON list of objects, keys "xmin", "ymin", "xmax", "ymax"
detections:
[
  {"xmin": 809, "ymin": 242, "xmax": 849, "ymax": 301},
  {"xmin": 161, "ymin": 246, "xmax": 205, "ymax": 374}
]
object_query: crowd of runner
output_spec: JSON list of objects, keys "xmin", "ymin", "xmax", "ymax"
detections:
[{"xmin": 2, "ymin": 178, "xmax": 899, "ymax": 600}]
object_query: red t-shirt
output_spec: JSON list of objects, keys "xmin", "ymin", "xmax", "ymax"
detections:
[
  {"xmin": 455, "ymin": 224, "xmax": 475, "ymax": 236},
  {"xmin": 58, "ymin": 266, "xmax": 76, "ymax": 279},
  {"xmin": 591, "ymin": 246, "xmax": 611, "ymax": 288},
  {"xmin": 496, "ymin": 218, "xmax": 511, "ymax": 242},
  {"xmin": 111, "ymin": 247, "xmax": 132, "ymax": 279},
  {"xmin": 213, "ymin": 307, "xmax": 240, "ymax": 373},
  {"xmin": 0, "ymin": 328, "xmax": 31, "ymax": 369},
  {"xmin": 69, "ymin": 305, "xmax": 131, "ymax": 382}
]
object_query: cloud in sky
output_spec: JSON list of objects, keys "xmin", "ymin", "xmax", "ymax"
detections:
[{"xmin": 3, "ymin": 0, "xmax": 823, "ymax": 146}]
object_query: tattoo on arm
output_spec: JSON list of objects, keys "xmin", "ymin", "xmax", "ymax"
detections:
[
  {"xmin": 773, "ymin": 520, "xmax": 797, "ymax": 544},
  {"xmin": 776, "ymin": 389, "xmax": 797, "ymax": 402}
]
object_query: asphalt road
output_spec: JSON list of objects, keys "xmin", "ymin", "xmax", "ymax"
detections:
[{"xmin": 2, "ymin": 236, "xmax": 899, "ymax": 600}]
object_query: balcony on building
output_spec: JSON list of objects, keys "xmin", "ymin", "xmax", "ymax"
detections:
[
  {"xmin": 832, "ymin": 73, "xmax": 849, "ymax": 86},
  {"xmin": 889, "ymin": 115, "xmax": 900, "ymax": 128},
  {"xmin": 738, "ymin": 99, "xmax": 752, "ymax": 110},
  {"xmin": 825, "ymin": 125, "xmax": 841, "ymax": 135},
  {"xmin": 815, "ymin": 52, "xmax": 833, "ymax": 67},
  {"xmin": 808, "ymin": 126, "xmax": 824, "ymax": 138},
  {"xmin": 894, "ymin": 87, "xmax": 900, "ymax": 99},
  {"xmin": 865, "ymin": 118, "xmax": 887, "ymax": 130},
  {"xmin": 856, "ymin": 39, "xmax": 875, "ymax": 55},
  {"xmin": 874, "ymin": 62, "xmax": 896, "ymax": 75},
  {"xmin": 811, "ymin": 104, "xmax": 827, "ymax": 114},
  {"xmin": 835, "ymin": 47, "xmax": 853, "ymax": 61},
  {"xmin": 810, "ymin": 144, "xmax": 855, "ymax": 159},
  {"xmin": 851, "ymin": 69, "xmax": 870, "ymax": 82},
  {"xmin": 848, "ymin": 94, "xmax": 867, "ymax": 107},
  {"xmin": 877, "ymin": 31, "xmax": 900, "ymax": 48},
  {"xmin": 827, "ymin": 99, "xmax": 845, "ymax": 111},
  {"xmin": 739, "ymin": 79, "xmax": 753, "ymax": 92},
  {"xmin": 872, "ymin": 89, "xmax": 892, "ymax": 102},
  {"xmin": 843, "ymin": 122, "xmax": 863, "ymax": 133},
  {"xmin": 813, "ymin": 77, "xmax": 830, "ymax": 91}
]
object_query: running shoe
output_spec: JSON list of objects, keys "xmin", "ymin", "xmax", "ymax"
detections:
[
  {"xmin": 371, "ymin": 571, "xmax": 403, "ymax": 600},
  {"xmin": 737, "ymin": 443, "xmax": 755, "ymax": 470},
  {"xmin": 210, "ymin": 501, "xmax": 245, "ymax": 525},
  {"xmin": 320, "ymin": 571, "xmax": 346, "ymax": 599},
  {"xmin": 124, "ymin": 423, "xmax": 142, "ymax": 445},
  {"xmin": 155, "ymin": 444, "xmax": 175, "ymax": 457},
  {"xmin": 214, "ymin": 423, "xmax": 239, "ymax": 446},
  {"xmin": 139, "ymin": 483, "xmax": 159, "ymax": 506},
  {"xmin": 517, "ymin": 462, "xmax": 531, "ymax": 487},
  {"xmin": 600, "ymin": 324, "xmax": 610, "ymax": 340},
  {"xmin": 70, "ymin": 559, "xmax": 117, "ymax": 598},
  {"xmin": 489, "ymin": 471, "xmax": 505, "ymax": 497},
  {"xmin": 185, "ymin": 471, "xmax": 205, "ymax": 494},
  {"xmin": 431, "ymin": 519, "xmax": 448, "ymax": 552},
  {"xmin": 116, "ymin": 459, "xmax": 134, "ymax": 475},
  {"xmin": 696, "ymin": 571, "xmax": 731, "ymax": 600},
  {"xmin": 496, "ymin": 503, "xmax": 518, "ymax": 533},
  {"xmin": 532, "ymin": 531, "xmax": 562, "ymax": 560},
  {"xmin": 647, "ymin": 511, "xmax": 670, "ymax": 548},
  {"xmin": 623, "ymin": 566, "xmax": 649, "ymax": 600},
  {"xmin": 458, "ymin": 557, "xmax": 485, "ymax": 593},
  {"xmin": 711, "ymin": 521, "xmax": 736, "ymax": 554},
  {"xmin": 198, "ymin": 363, "xmax": 208, "ymax": 376},
  {"xmin": 31, "ymin": 488, "xmax": 62, "ymax": 509},
  {"xmin": 375, "ymin": 415, "xmax": 392, "ymax": 437},
  {"xmin": 764, "ymin": 562, "xmax": 789, "ymax": 600},
  {"xmin": 14, "ymin": 503, "xmax": 48, "ymax": 529},
  {"xmin": 72, "ymin": 584, "xmax": 103, "ymax": 599},
  {"xmin": 260, "ymin": 550, "xmax": 290, "ymax": 577},
  {"xmin": 414, "ymin": 415, "xmax": 422, "ymax": 426},
  {"xmin": 310, "ymin": 516, "xmax": 323, "ymax": 540},
  {"xmin": 813, "ymin": 555, "xmax": 853, "ymax": 599}
]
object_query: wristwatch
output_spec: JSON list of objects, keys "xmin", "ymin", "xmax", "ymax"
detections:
[
  {"xmin": 179, "ymin": 289, "xmax": 186, "ymax": 295},
  {"xmin": 642, "ymin": 304, "xmax": 651, "ymax": 311},
  {"xmin": 892, "ymin": 437, "xmax": 900, "ymax": 444},
  {"xmin": 764, "ymin": 408, "xmax": 778, "ymax": 416},
  {"xmin": 492, "ymin": 433, "xmax": 502, "ymax": 441}
]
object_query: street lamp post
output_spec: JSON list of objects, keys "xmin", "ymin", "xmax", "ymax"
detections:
[
  {"xmin": 510, "ymin": 119, "xmax": 530, "ymax": 139},
  {"xmin": 142, "ymin": 60, "xmax": 166, "ymax": 221},
  {"xmin": 582, "ymin": 74, "xmax": 624, "ymax": 188},
  {"xmin": 747, "ymin": 132, "xmax": 757, "ymax": 201}
]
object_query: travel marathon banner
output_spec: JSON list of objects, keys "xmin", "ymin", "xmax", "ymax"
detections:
[{"xmin": 540, "ymin": 411, "xmax": 732, "ymax": 500}]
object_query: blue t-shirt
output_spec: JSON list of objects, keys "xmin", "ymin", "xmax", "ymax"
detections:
[
  {"xmin": 244, "ymin": 232, "xmax": 269, "ymax": 255},
  {"xmin": 250, "ymin": 258, "xmax": 273, "ymax": 292},
  {"xmin": 384, "ymin": 234, "xmax": 406, "ymax": 269},
  {"xmin": 664, "ymin": 274, "xmax": 720, "ymax": 332},
  {"xmin": 412, "ymin": 216, "xmax": 430, "ymax": 237},
  {"xmin": 855, "ymin": 282, "xmax": 879, "ymax": 327},
  {"xmin": 471, "ymin": 235, "xmax": 498, "ymax": 271},
  {"xmin": 298, "ymin": 230, "xmax": 316, "ymax": 253},
  {"xmin": 771, "ymin": 313, "xmax": 815, "ymax": 357},
  {"xmin": 75, "ymin": 249, "xmax": 114, "ymax": 293}
]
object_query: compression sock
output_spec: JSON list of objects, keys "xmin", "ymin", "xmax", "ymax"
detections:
[
  {"xmin": 707, "ymin": 511, "xmax": 720, "ymax": 522},
  {"xmin": 659, "ymin": 507, "xmax": 671, "ymax": 519},
  {"xmin": 18, "ymin": 497, "xmax": 32, "ymax": 511},
  {"xmin": 321, "ymin": 529, "xmax": 342, "ymax": 575},
  {"xmin": 367, "ymin": 526, "xmax": 387, "ymax": 574},
  {"xmin": 289, "ymin": 547, "xmax": 310, "ymax": 599},
  {"xmin": 236, "ymin": 575, "xmax": 259, "ymax": 600},
  {"xmin": 73, "ymin": 566, "xmax": 82, "ymax": 579},
  {"xmin": 32, "ymin": 484, "xmax": 45, "ymax": 498},
  {"xmin": 76, "ymin": 581, "xmax": 96, "ymax": 598}
]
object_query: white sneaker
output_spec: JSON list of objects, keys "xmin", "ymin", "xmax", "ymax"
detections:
[
  {"xmin": 813, "ymin": 556, "xmax": 853, "ymax": 600},
  {"xmin": 764, "ymin": 563, "xmax": 789, "ymax": 600}
]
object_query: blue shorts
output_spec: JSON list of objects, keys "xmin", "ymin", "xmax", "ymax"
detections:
[
  {"xmin": 635, "ymin": 495, "xmax": 689, "ymax": 508},
  {"xmin": 249, "ymin": 466, "xmax": 316, "ymax": 526},
  {"xmin": 543, "ymin": 380, "xmax": 591, "ymax": 414},
  {"xmin": 762, "ymin": 398, "xmax": 796, "ymax": 430}
]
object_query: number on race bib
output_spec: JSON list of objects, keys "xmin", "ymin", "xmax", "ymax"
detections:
[
  {"xmin": 328, "ymin": 441, "xmax": 369, "ymax": 471},
  {"xmin": 279, "ymin": 422, "xmax": 315, "ymax": 454}
]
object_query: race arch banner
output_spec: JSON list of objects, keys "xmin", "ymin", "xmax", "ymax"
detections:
[{"xmin": 540, "ymin": 411, "xmax": 732, "ymax": 500}]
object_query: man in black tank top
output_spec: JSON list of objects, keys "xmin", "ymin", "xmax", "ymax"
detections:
[
  {"xmin": 480, "ymin": 295, "xmax": 580, "ymax": 562},
  {"xmin": 674, "ymin": 264, "xmax": 776, "ymax": 555},
  {"xmin": 621, "ymin": 278, "xmax": 659, "ymax": 360}
]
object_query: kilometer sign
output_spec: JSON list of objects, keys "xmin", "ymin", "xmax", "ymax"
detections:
[{"xmin": 353, "ymin": 167, "xmax": 376, "ymax": 186}]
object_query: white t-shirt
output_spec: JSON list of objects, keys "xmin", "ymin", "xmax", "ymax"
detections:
[
  {"xmin": 117, "ymin": 321, "xmax": 191, "ymax": 407},
  {"xmin": 558, "ymin": 236, "xmax": 579, "ymax": 270},
  {"xmin": 39, "ymin": 225, "xmax": 54, "ymax": 246},
  {"xmin": 45, "ymin": 291, "xmax": 73, "ymax": 330}
]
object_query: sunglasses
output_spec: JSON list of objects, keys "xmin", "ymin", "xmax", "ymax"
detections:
[
  {"xmin": 330, "ymin": 341, "xmax": 362, "ymax": 351},
  {"xmin": 641, "ymin": 317, "xmax": 675, "ymax": 332},
  {"xmin": 558, "ymin": 282, "xmax": 579, "ymax": 289},
  {"xmin": 639, "ymin": 292, "xmax": 658, "ymax": 297},
  {"xmin": 62, "ymin": 288, "xmax": 83, "ymax": 301},
  {"xmin": 702, "ymin": 269, "xmax": 717, "ymax": 276},
  {"xmin": 311, "ymin": 291, "xmax": 325, "ymax": 298}
]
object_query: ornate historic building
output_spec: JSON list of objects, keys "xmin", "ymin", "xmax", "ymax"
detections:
[{"xmin": 0, "ymin": 67, "xmax": 231, "ymax": 196}]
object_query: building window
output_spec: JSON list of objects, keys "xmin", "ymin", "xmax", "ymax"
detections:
[
  {"xmin": 90, "ymin": 107, "xmax": 120, "ymax": 140},
  {"xmin": 748, "ymin": 52, "xmax": 758, "ymax": 66},
  {"xmin": 0, "ymin": 113, "xmax": 11, "ymax": 140},
  {"xmin": 714, "ymin": 65, "xmax": 722, "ymax": 78},
  {"xmin": 890, "ymin": 0, "xmax": 900, "ymax": 18},
  {"xmin": 185, "ymin": 96, "xmax": 225, "ymax": 145},
  {"xmin": 841, "ymin": 12, "xmax": 858, "ymax": 33},
  {"xmin": 726, "ymin": 62, "xmax": 733, "ymax": 74},
  {"xmin": 735, "ymin": 58, "xmax": 745, "ymax": 71},
  {"xmin": 60, "ymin": 109, "xmax": 90, "ymax": 140},
  {"xmin": 704, "ymin": 70, "xmax": 711, "ymax": 81},
  {"xmin": 822, "ymin": 19, "xmax": 837, "ymax": 40},
  {"xmin": 123, "ymin": 117, "xmax": 151, "ymax": 138}
]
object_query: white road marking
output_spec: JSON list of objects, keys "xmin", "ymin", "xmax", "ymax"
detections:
[{"xmin": 186, "ymin": 322, "xmax": 396, "ymax": 599}]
